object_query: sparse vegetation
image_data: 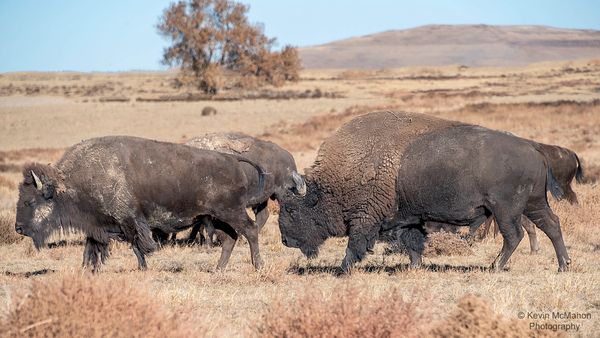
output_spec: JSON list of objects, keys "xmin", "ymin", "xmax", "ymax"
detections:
[
  {"xmin": 255, "ymin": 286, "xmax": 424, "ymax": 338},
  {"xmin": 0, "ymin": 59, "xmax": 599, "ymax": 336},
  {"xmin": 0, "ymin": 274, "xmax": 194, "ymax": 337},
  {"xmin": 429, "ymin": 294, "xmax": 562, "ymax": 338},
  {"xmin": 0, "ymin": 210, "xmax": 22, "ymax": 245}
]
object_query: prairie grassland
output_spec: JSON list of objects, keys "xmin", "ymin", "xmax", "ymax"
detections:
[{"xmin": 0, "ymin": 59, "xmax": 599, "ymax": 337}]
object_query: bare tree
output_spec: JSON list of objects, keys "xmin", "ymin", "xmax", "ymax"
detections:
[{"xmin": 158, "ymin": 0, "xmax": 301, "ymax": 93}]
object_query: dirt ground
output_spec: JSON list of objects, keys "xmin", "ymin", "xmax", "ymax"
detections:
[{"xmin": 1, "ymin": 59, "xmax": 599, "ymax": 336}]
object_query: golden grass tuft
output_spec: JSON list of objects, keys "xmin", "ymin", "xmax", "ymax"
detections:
[
  {"xmin": 429, "ymin": 294, "xmax": 564, "ymax": 338},
  {"xmin": 0, "ymin": 274, "xmax": 195, "ymax": 338},
  {"xmin": 0, "ymin": 210, "xmax": 22, "ymax": 245},
  {"xmin": 424, "ymin": 231, "xmax": 473, "ymax": 257},
  {"xmin": 254, "ymin": 286, "xmax": 424, "ymax": 338}
]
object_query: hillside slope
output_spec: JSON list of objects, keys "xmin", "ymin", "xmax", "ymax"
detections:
[{"xmin": 300, "ymin": 24, "xmax": 600, "ymax": 69}]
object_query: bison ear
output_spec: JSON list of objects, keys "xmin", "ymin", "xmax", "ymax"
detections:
[{"xmin": 42, "ymin": 183, "xmax": 55, "ymax": 200}]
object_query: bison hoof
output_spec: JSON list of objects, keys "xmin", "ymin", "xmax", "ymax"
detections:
[
  {"xmin": 252, "ymin": 257, "xmax": 264, "ymax": 270},
  {"xmin": 558, "ymin": 258, "xmax": 571, "ymax": 272}
]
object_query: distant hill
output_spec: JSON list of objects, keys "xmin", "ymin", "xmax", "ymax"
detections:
[{"xmin": 299, "ymin": 24, "xmax": 600, "ymax": 69}]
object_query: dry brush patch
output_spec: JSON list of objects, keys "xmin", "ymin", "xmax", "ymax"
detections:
[
  {"xmin": 255, "ymin": 286, "xmax": 426, "ymax": 338},
  {"xmin": 0, "ymin": 273, "xmax": 195, "ymax": 337},
  {"xmin": 0, "ymin": 210, "xmax": 21, "ymax": 245},
  {"xmin": 429, "ymin": 294, "xmax": 564, "ymax": 338}
]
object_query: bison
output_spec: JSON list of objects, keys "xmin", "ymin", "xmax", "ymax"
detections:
[
  {"xmin": 278, "ymin": 111, "xmax": 571, "ymax": 273},
  {"xmin": 179, "ymin": 132, "xmax": 305, "ymax": 243},
  {"xmin": 15, "ymin": 136, "xmax": 266, "ymax": 272},
  {"xmin": 476, "ymin": 141, "xmax": 584, "ymax": 253}
]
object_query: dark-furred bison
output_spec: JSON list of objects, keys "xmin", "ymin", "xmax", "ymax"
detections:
[
  {"xmin": 477, "ymin": 141, "xmax": 584, "ymax": 253},
  {"xmin": 15, "ymin": 136, "xmax": 266, "ymax": 271},
  {"xmin": 278, "ymin": 111, "xmax": 570, "ymax": 273},
  {"xmin": 180, "ymin": 132, "xmax": 305, "ymax": 243}
]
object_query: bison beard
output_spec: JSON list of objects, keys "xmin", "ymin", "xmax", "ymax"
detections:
[{"xmin": 278, "ymin": 111, "xmax": 571, "ymax": 273}]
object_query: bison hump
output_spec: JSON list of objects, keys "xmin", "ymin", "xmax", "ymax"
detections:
[{"xmin": 310, "ymin": 111, "xmax": 462, "ymax": 222}]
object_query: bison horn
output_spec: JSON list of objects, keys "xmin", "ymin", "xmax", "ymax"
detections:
[
  {"xmin": 31, "ymin": 170, "xmax": 43, "ymax": 191},
  {"xmin": 292, "ymin": 171, "xmax": 306, "ymax": 196}
]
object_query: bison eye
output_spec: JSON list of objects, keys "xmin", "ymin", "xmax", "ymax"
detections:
[{"xmin": 24, "ymin": 200, "xmax": 34, "ymax": 207}]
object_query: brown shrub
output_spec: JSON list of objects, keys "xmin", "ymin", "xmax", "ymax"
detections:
[
  {"xmin": 423, "ymin": 231, "xmax": 473, "ymax": 257},
  {"xmin": 0, "ymin": 210, "xmax": 22, "ymax": 245},
  {"xmin": 429, "ymin": 294, "xmax": 564, "ymax": 338},
  {"xmin": 254, "ymin": 286, "xmax": 424, "ymax": 338},
  {"xmin": 0, "ymin": 274, "xmax": 194, "ymax": 337}
]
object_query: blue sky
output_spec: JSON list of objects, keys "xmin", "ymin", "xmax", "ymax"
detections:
[{"xmin": 1, "ymin": 0, "xmax": 599, "ymax": 72}]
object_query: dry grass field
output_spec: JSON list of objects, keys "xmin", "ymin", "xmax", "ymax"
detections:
[{"xmin": 1, "ymin": 59, "xmax": 599, "ymax": 337}]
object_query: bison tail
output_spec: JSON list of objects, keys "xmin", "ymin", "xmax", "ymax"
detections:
[
  {"xmin": 547, "ymin": 166, "xmax": 565, "ymax": 201},
  {"xmin": 234, "ymin": 156, "xmax": 266, "ymax": 200},
  {"xmin": 574, "ymin": 153, "xmax": 585, "ymax": 184}
]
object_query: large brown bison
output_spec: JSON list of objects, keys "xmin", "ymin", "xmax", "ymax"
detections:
[
  {"xmin": 278, "ymin": 111, "xmax": 570, "ymax": 272},
  {"xmin": 15, "ymin": 136, "xmax": 266, "ymax": 271}
]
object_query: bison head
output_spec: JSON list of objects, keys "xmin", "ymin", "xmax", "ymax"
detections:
[
  {"xmin": 278, "ymin": 179, "xmax": 328, "ymax": 258},
  {"xmin": 15, "ymin": 164, "xmax": 62, "ymax": 249}
]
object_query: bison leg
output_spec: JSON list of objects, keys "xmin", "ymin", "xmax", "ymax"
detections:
[
  {"xmin": 82, "ymin": 237, "xmax": 110, "ymax": 273},
  {"xmin": 213, "ymin": 220, "xmax": 238, "ymax": 270},
  {"xmin": 341, "ymin": 225, "xmax": 378, "ymax": 273},
  {"xmin": 187, "ymin": 220, "xmax": 206, "ymax": 245},
  {"xmin": 253, "ymin": 200, "xmax": 269, "ymax": 231},
  {"xmin": 126, "ymin": 218, "xmax": 158, "ymax": 271},
  {"xmin": 524, "ymin": 207, "xmax": 570, "ymax": 272},
  {"xmin": 399, "ymin": 226, "xmax": 426, "ymax": 268},
  {"xmin": 464, "ymin": 214, "xmax": 489, "ymax": 242},
  {"xmin": 491, "ymin": 215, "xmax": 524, "ymax": 271},
  {"xmin": 521, "ymin": 216, "xmax": 540, "ymax": 254},
  {"xmin": 563, "ymin": 185, "xmax": 579, "ymax": 205},
  {"xmin": 151, "ymin": 229, "xmax": 170, "ymax": 247},
  {"xmin": 480, "ymin": 217, "xmax": 493, "ymax": 239},
  {"xmin": 204, "ymin": 218, "xmax": 218, "ymax": 246},
  {"xmin": 241, "ymin": 219, "xmax": 264, "ymax": 270}
]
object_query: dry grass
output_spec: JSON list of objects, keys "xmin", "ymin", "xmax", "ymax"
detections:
[
  {"xmin": 0, "ymin": 59, "xmax": 599, "ymax": 336},
  {"xmin": 423, "ymin": 232, "xmax": 473, "ymax": 257},
  {"xmin": 429, "ymin": 294, "xmax": 564, "ymax": 338},
  {"xmin": 0, "ymin": 210, "xmax": 21, "ymax": 245},
  {"xmin": 0, "ymin": 273, "xmax": 194, "ymax": 337},
  {"xmin": 255, "ymin": 286, "xmax": 424, "ymax": 338}
]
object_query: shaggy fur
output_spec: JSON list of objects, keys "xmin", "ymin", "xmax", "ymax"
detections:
[
  {"xmin": 278, "ymin": 111, "xmax": 570, "ymax": 273},
  {"xmin": 15, "ymin": 136, "xmax": 266, "ymax": 271}
]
